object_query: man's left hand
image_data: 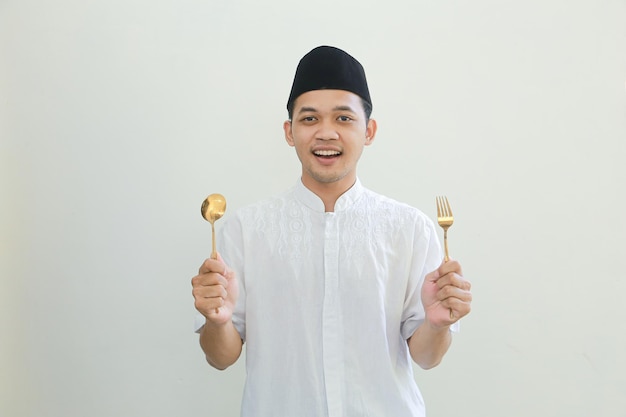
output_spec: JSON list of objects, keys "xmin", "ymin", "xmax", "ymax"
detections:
[{"xmin": 421, "ymin": 259, "xmax": 472, "ymax": 328}]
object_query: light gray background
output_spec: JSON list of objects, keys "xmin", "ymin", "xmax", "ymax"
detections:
[{"xmin": 2, "ymin": 1, "xmax": 625, "ymax": 416}]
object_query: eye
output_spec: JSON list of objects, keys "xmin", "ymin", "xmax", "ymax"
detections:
[
  {"xmin": 300, "ymin": 116, "xmax": 317, "ymax": 123},
  {"xmin": 337, "ymin": 115, "xmax": 354, "ymax": 122}
]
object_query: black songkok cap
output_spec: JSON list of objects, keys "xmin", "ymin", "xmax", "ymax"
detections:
[{"xmin": 286, "ymin": 46, "xmax": 372, "ymax": 112}]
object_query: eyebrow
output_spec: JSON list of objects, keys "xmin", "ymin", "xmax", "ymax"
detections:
[
  {"xmin": 296, "ymin": 105, "xmax": 357, "ymax": 115},
  {"xmin": 297, "ymin": 106, "xmax": 317, "ymax": 114},
  {"xmin": 333, "ymin": 105, "xmax": 357, "ymax": 113}
]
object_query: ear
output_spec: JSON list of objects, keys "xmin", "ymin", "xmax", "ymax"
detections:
[
  {"xmin": 283, "ymin": 120, "xmax": 295, "ymax": 147},
  {"xmin": 364, "ymin": 119, "xmax": 377, "ymax": 146}
]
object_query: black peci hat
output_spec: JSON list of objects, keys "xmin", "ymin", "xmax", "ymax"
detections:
[{"xmin": 286, "ymin": 46, "xmax": 372, "ymax": 112}]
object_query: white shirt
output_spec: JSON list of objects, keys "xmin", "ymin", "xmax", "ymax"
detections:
[{"xmin": 196, "ymin": 179, "xmax": 452, "ymax": 417}]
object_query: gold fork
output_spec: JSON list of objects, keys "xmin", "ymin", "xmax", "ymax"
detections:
[
  {"xmin": 436, "ymin": 196, "xmax": 454, "ymax": 262},
  {"xmin": 436, "ymin": 196, "xmax": 455, "ymax": 319}
]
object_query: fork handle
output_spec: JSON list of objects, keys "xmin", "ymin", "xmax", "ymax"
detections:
[
  {"xmin": 442, "ymin": 230, "xmax": 455, "ymax": 319},
  {"xmin": 443, "ymin": 229, "xmax": 450, "ymax": 262}
]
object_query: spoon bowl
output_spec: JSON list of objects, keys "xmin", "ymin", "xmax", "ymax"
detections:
[{"xmin": 201, "ymin": 193, "xmax": 227, "ymax": 259}]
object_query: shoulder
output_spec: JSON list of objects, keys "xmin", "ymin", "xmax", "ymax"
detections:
[
  {"xmin": 360, "ymin": 187, "xmax": 434, "ymax": 227},
  {"xmin": 222, "ymin": 187, "xmax": 298, "ymax": 228},
  {"xmin": 241, "ymin": 187, "xmax": 295, "ymax": 214},
  {"xmin": 355, "ymin": 188, "xmax": 438, "ymax": 245}
]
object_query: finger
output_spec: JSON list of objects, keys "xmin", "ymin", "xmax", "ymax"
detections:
[
  {"xmin": 198, "ymin": 256, "xmax": 226, "ymax": 274},
  {"xmin": 438, "ymin": 258, "xmax": 463, "ymax": 277},
  {"xmin": 436, "ymin": 284, "xmax": 459, "ymax": 302},
  {"xmin": 436, "ymin": 273, "xmax": 471, "ymax": 292},
  {"xmin": 198, "ymin": 258, "xmax": 216, "ymax": 274},
  {"xmin": 436, "ymin": 285, "xmax": 472, "ymax": 303},
  {"xmin": 427, "ymin": 260, "xmax": 459, "ymax": 284},
  {"xmin": 194, "ymin": 296, "xmax": 226, "ymax": 316},
  {"xmin": 191, "ymin": 272, "xmax": 229, "ymax": 289},
  {"xmin": 447, "ymin": 298, "xmax": 472, "ymax": 319},
  {"xmin": 192, "ymin": 284, "xmax": 229, "ymax": 315},
  {"xmin": 192, "ymin": 284, "xmax": 228, "ymax": 300}
]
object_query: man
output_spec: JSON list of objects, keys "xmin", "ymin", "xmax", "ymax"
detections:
[{"xmin": 191, "ymin": 45, "xmax": 472, "ymax": 416}]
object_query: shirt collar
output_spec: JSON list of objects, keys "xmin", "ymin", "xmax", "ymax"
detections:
[{"xmin": 294, "ymin": 177, "xmax": 365, "ymax": 212}]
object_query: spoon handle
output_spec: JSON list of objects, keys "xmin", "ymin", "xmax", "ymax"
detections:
[
  {"xmin": 211, "ymin": 222, "xmax": 217, "ymax": 260},
  {"xmin": 210, "ymin": 222, "xmax": 219, "ymax": 314}
]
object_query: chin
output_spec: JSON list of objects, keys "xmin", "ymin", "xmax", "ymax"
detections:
[{"xmin": 311, "ymin": 172, "xmax": 349, "ymax": 185}]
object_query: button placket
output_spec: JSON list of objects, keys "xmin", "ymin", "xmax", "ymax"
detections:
[{"xmin": 322, "ymin": 212, "xmax": 343, "ymax": 417}]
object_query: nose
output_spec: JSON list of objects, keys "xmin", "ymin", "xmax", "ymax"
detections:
[{"xmin": 316, "ymin": 120, "xmax": 339, "ymax": 141}]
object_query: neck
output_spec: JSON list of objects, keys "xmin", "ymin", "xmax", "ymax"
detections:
[{"xmin": 301, "ymin": 176, "xmax": 356, "ymax": 212}]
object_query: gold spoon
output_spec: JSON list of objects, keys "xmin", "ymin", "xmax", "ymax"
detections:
[
  {"xmin": 201, "ymin": 193, "xmax": 227, "ymax": 314},
  {"xmin": 201, "ymin": 193, "xmax": 227, "ymax": 260}
]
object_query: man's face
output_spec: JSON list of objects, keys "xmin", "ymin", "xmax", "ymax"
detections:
[{"xmin": 284, "ymin": 89, "xmax": 377, "ymax": 193}]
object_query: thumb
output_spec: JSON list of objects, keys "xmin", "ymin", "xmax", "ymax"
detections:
[
  {"xmin": 215, "ymin": 252, "xmax": 235, "ymax": 279},
  {"xmin": 426, "ymin": 264, "xmax": 442, "ymax": 283}
]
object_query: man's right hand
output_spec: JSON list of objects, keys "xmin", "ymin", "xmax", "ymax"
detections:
[{"xmin": 191, "ymin": 254, "xmax": 238, "ymax": 326}]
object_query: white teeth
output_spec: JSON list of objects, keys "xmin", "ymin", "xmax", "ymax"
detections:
[{"xmin": 314, "ymin": 150, "xmax": 341, "ymax": 156}]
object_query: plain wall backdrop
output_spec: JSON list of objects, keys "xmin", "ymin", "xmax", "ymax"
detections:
[{"xmin": 2, "ymin": 0, "xmax": 625, "ymax": 416}]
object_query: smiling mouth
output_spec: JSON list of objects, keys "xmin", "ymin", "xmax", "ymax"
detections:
[{"xmin": 313, "ymin": 150, "xmax": 342, "ymax": 158}]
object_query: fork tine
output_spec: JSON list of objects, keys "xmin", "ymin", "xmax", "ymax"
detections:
[{"xmin": 444, "ymin": 196, "xmax": 452, "ymax": 217}]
